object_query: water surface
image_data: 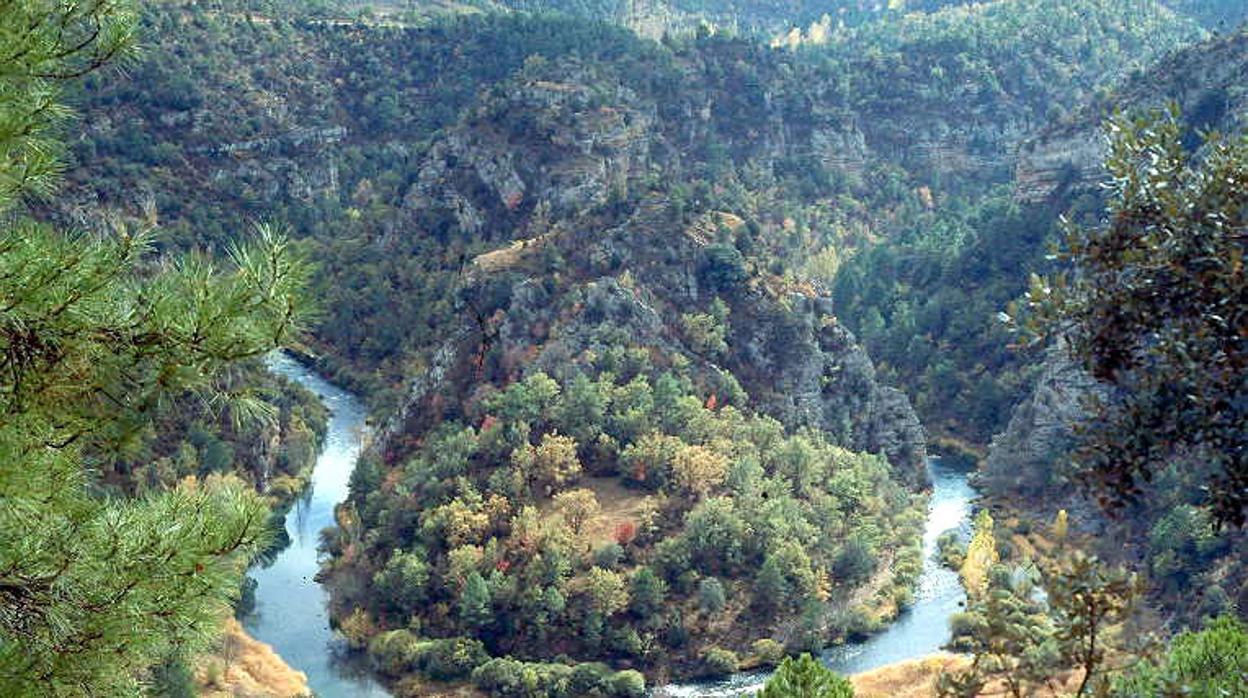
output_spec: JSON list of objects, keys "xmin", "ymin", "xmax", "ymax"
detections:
[
  {"xmin": 243, "ymin": 352, "xmax": 389, "ymax": 697},
  {"xmin": 660, "ymin": 458, "xmax": 975, "ymax": 696},
  {"xmin": 246, "ymin": 355, "xmax": 973, "ymax": 698}
]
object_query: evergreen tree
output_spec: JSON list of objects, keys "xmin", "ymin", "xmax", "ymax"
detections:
[
  {"xmin": 1015, "ymin": 109, "xmax": 1247, "ymax": 527},
  {"xmin": 460, "ymin": 572, "xmax": 493, "ymax": 631},
  {"xmin": 757, "ymin": 653, "xmax": 854, "ymax": 697},
  {"xmin": 0, "ymin": 0, "xmax": 309, "ymax": 693}
]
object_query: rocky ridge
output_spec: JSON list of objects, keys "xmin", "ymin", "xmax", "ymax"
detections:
[{"xmin": 1015, "ymin": 28, "xmax": 1247, "ymax": 201}]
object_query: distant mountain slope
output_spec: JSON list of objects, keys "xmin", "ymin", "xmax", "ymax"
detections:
[{"xmin": 1017, "ymin": 28, "xmax": 1248, "ymax": 201}]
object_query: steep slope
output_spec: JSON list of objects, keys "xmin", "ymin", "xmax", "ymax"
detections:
[
  {"xmin": 1016, "ymin": 28, "xmax": 1248, "ymax": 201},
  {"xmin": 985, "ymin": 29, "xmax": 1248, "ymax": 623}
]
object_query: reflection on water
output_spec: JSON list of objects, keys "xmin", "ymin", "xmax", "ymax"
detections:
[
  {"xmin": 243, "ymin": 352, "xmax": 390, "ymax": 698},
  {"xmin": 660, "ymin": 458, "xmax": 976, "ymax": 697}
]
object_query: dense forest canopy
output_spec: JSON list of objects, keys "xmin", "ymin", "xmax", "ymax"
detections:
[{"xmin": 0, "ymin": 0, "xmax": 1244, "ymax": 694}]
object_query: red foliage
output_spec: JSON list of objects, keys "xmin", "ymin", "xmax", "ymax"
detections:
[
  {"xmin": 480, "ymin": 414, "xmax": 499, "ymax": 432},
  {"xmin": 705, "ymin": 393, "xmax": 718, "ymax": 410},
  {"xmin": 613, "ymin": 520, "xmax": 638, "ymax": 547}
]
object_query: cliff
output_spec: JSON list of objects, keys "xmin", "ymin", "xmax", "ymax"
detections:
[{"xmin": 1015, "ymin": 28, "xmax": 1248, "ymax": 201}]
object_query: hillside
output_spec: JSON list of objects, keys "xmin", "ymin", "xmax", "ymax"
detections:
[{"xmin": 13, "ymin": 0, "xmax": 1244, "ymax": 694}]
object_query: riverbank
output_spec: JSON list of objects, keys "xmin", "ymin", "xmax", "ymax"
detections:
[
  {"xmin": 659, "ymin": 458, "xmax": 977, "ymax": 697},
  {"xmin": 241, "ymin": 352, "xmax": 390, "ymax": 698},
  {"xmin": 195, "ymin": 619, "xmax": 311, "ymax": 698}
]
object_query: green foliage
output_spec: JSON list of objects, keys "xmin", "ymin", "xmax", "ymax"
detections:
[
  {"xmin": 0, "ymin": 2, "xmax": 309, "ymax": 692},
  {"xmin": 935, "ymin": 530, "xmax": 966, "ymax": 570},
  {"xmin": 939, "ymin": 565, "xmax": 1059, "ymax": 698},
  {"xmin": 1044, "ymin": 553, "xmax": 1141, "ymax": 698},
  {"xmin": 461, "ymin": 572, "xmax": 494, "ymax": 631},
  {"xmin": 369, "ymin": 631, "xmax": 489, "ymax": 681},
  {"xmin": 702, "ymin": 647, "xmax": 739, "ymax": 677},
  {"xmin": 0, "ymin": 0, "xmax": 137, "ymax": 208},
  {"xmin": 373, "ymin": 550, "xmax": 431, "ymax": 620},
  {"xmin": 1114, "ymin": 616, "xmax": 1248, "ymax": 698},
  {"xmin": 630, "ymin": 567, "xmax": 667, "ymax": 619},
  {"xmin": 330, "ymin": 364, "xmax": 913, "ymax": 681},
  {"xmin": 697, "ymin": 577, "xmax": 727, "ymax": 614},
  {"xmin": 1014, "ymin": 109, "xmax": 1246, "ymax": 526},
  {"xmin": 756, "ymin": 653, "xmax": 854, "ymax": 698}
]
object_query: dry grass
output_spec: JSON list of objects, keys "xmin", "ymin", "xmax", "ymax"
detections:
[
  {"xmin": 472, "ymin": 234, "xmax": 553, "ymax": 273},
  {"xmin": 852, "ymin": 653, "xmax": 1088, "ymax": 697},
  {"xmin": 852, "ymin": 653, "xmax": 967, "ymax": 697},
  {"xmin": 568, "ymin": 476, "xmax": 655, "ymax": 549},
  {"xmin": 537, "ymin": 477, "xmax": 655, "ymax": 553},
  {"xmin": 196, "ymin": 618, "xmax": 311, "ymax": 698}
]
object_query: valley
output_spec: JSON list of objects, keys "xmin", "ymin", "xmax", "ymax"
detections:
[{"xmin": 0, "ymin": 0, "xmax": 1243, "ymax": 696}]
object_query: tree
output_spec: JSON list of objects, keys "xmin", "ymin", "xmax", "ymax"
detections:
[
  {"xmin": 754, "ymin": 556, "xmax": 790, "ymax": 612},
  {"xmin": 553, "ymin": 488, "xmax": 600, "ymax": 535},
  {"xmin": 372, "ymin": 550, "xmax": 431, "ymax": 619},
  {"xmin": 671, "ymin": 443, "xmax": 729, "ymax": 499},
  {"xmin": 757, "ymin": 653, "xmax": 854, "ymax": 697},
  {"xmin": 460, "ymin": 572, "xmax": 493, "ymax": 631},
  {"xmin": 961, "ymin": 510, "xmax": 999, "ymax": 598},
  {"xmin": 630, "ymin": 567, "xmax": 667, "ymax": 619},
  {"xmin": 1114, "ymin": 615, "xmax": 1248, "ymax": 698},
  {"xmin": 515, "ymin": 432, "xmax": 582, "ymax": 497},
  {"xmin": 1015, "ymin": 109, "xmax": 1247, "ymax": 527},
  {"xmin": 582, "ymin": 567, "xmax": 629, "ymax": 618},
  {"xmin": 1044, "ymin": 553, "xmax": 1140, "ymax": 698},
  {"xmin": 938, "ymin": 566, "xmax": 1059, "ymax": 698},
  {"xmin": 0, "ymin": 3, "xmax": 308, "ymax": 691},
  {"xmin": 697, "ymin": 577, "xmax": 727, "ymax": 614}
]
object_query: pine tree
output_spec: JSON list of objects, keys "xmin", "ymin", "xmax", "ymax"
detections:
[
  {"xmin": 0, "ymin": 1, "xmax": 310, "ymax": 693},
  {"xmin": 757, "ymin": 654, "xmax": 854, "ymax": 698},
  {"xmin": 460, "ymin": 572, "xmax": 493, "ymax": 631}
]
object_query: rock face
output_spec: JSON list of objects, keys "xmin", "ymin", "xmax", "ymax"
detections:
[
  {"xmin": 1015, "ymin": 28, "xmax": 1248, "ymax": 202},
  {"xmin": 983, "ymin": 341, "xmax": 1105, "ymax": 502},
  {"xmin": 378, "ymin": 203, "xmax": 928, "ymax": 486}
]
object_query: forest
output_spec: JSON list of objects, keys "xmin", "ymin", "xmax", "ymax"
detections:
[{"xmin": 0, "ymin": 0, "xmax": 1244, "ymax": 696}]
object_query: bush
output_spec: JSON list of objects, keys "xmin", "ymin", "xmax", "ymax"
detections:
[
  {"xmin": 935, "ymin": 530, "xmax": 966, "ymax": 570},
  {"xmin": 831, "ymin": 538, "xmax": 877, "ymax": 585},
  {"xmin": 607, "ymin": 669, "xmax": 647, "ymax": 697},
  {"xmin": 1115, "ymin": 616, "xmax": 1248, "ymax": 698},
  {"xmin": 702, "ymin": 647, "xmax": 739, "ymax": 676},
  {"xmin": 752, "ymin": 638, "xmax": 785, "ymax": 667},
  {"xmin": 472, "ymin": 657, "xmax": 575, "ymax": 697},
  {"xmin": 697, "ymin": 577, "xmax": 727, "ymax": 614},
  {"xmin": 368, "ymin": 630, "xmax": 423, "ymax": 677},
  {"xmin": 419, "ymin": 637, "xmax": 489, "ymax": 680},
  {"xmin": 595, "ymin": 543, "xmax": 625, "ymax": 569},
  {"xmin": 568, "ymin": 662, "xmax": 612, "ymax": 694}
]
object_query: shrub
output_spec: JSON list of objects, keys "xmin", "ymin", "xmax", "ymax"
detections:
[
  {"xmin": 472, "ymin": 657, "xmax": 575, "ymax": 697},
  {"xmin": 568, "ymin": 662, "xmax": 612, "ymax": 694},
  {"xmin": 595, "ymin": 543, "xmax": 625, "ymax": 569},
  {"xmin": 368, "ymin": 630, "xmax": 423, "ymax": 677},
  {"xmin": 752, "ymin": 638, "xmax": 785, "ymax": 667},
  {"xmin": 697, "ymin": 577, "xmax": 727, "ymax": 614},
  {"xmin": 415, "ymin": 637, "xmax": 488, "ymax": 680},
  {"xmin": 702, "ymin": 647, "xmax": 739, "ymax": 676},
  {"xmin": 1115, "ymin": 616, "xmax": 1248, "ymax": 698},
  {"xmin": 608, "ymin": 669, "xmax": 647, "ymax": 697},
  {"xmin": 831, "ymin": 538, "xmax": 876, "ymax": 585},
  {"xmin": 935, "ymin": 530, "xmax": 966, "ymax": 570}
]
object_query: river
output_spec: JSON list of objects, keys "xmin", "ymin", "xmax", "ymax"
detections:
[
  {"xmin": 248, "ymin": 353, "xmax": 974, "ymax": 698},
  {"xmin": 243, "ymin": 352, "xmax": 389, "ymax": 697},
  {"xmin": 660, "ymin": 458, "xmax": 976, "ymax": 696}
]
